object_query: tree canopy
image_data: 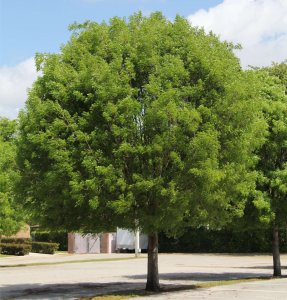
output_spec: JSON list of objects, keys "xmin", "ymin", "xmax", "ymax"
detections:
[
  {"xmin": 17, "ymin": 12, "xmax": 267, "ymax": 290},
  {"xmin": 255, "ymin": 62, "xmax": 287, "ymax": 226},
  {"xmin": 0, "ymin": 117, "xmax": 23, "ymax": 236},
  {"xmin": 254, "ymin": 62, "xmax": 287, "ymax": 276},
  {"xmin": 224, "ymin": 62, "xmax": 287, "ymax": 276}
]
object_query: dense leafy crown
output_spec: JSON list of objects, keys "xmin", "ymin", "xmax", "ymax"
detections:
[
  {"xmin": 18, "ymin": 13, "xmax": 266, "ymax": 234},
  {"xmin": 0, "ymin": 118, "xmax": 22, "ymax": 236},
  {"xmin": 254, "ymin": 62, "xmax": 287, "ymax": 226}
]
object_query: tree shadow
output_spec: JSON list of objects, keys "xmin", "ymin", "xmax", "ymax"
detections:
[
  {"xmin": 126, "ymin": 271, "xmax": 272, "ymax": 282},
  {"xmin": 0, "ymin": 282, "xmax": 144, "ymax": 300},
  {"xmin": 0, "ymin": 271, "xmax": 277, "ymax": 299},
  {"xmin": 235, "ymin": 265, "xmax": 287, "ymax": 270},
  {"xmin": 161, "ymin": 253, "xmax": 274, "ymax": 257}
]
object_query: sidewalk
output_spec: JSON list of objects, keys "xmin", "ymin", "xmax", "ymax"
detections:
[{"xmin": 0, "ymin": 252, "xmax": 140, "ymax": 267}]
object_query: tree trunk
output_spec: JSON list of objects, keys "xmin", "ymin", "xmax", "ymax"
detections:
[
  {"xmin": 272, "ymin": 225, "xmax": 281, "ymax": 277},
  {"xmin": 146, "ymin": 232, "xmax": 160, "ymax": 291}
]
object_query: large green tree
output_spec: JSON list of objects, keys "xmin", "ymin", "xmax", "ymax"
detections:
[
  {"xmin": 0, "ymin": 117, "xmax": 23, "ymax": 236},
  {"xmin": 254, "ymin": 62, "xmax": 287, "ymax": 276},
  {"xmin": 17, "ymin": 13, "xmax": 266, "ymax": 291}
]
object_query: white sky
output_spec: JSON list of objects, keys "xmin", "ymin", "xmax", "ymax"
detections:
[
  {"xmin": 188, "ymin": 0, "xmax": 287, "ymax": 68},
  {"xmin": 0, "ymin": 58, "xmax": 38, "ymax": 119},
  {"xmin": 1, "ymin": 0, "xmax": 286, "ymax": 119}
]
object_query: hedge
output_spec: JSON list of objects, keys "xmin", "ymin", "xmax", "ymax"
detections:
[
  {"xmin": 0, "ymin": 243, "xmax": 32, "ymax": 256},
  {"xmin": 32, "ymin": 231, "xmax": 67, "ymax": 251},
  {"xmin": 31, "ymin": 241, "xmax": 59, "ymax": 254},
  {"xmin": 159, "ymin": 227, "xmax": 287, "ymax": 253},
  {"xmin": 0, "ymin": 239, "xmax": 59, "ymax": 255},
  {"xmin": 0, "ymin": 238, "xmax": 31, "ymax": 244}
]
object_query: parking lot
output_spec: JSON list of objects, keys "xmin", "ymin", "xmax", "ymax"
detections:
[{"xmin": 0, "ymin": 253, "xmax": 286, "ymax": 299}]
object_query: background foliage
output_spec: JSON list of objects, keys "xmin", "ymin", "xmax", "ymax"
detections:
[{"xmin": 0, "ymin": 118, "xmax": 23, "ymax": 236}]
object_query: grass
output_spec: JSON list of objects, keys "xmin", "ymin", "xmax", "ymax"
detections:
[
  {"xmin": 81, "ymin": 291, "xmax": 147, "ymax": 300},
  {"xmin": 195, "ymin": 276, "xmax": 276, "ymax": 288},
  {"xmin": 90, "ymin": 296, "xmax": 137, "ymax": 300},
  {"xmin": 83, "ymin": 276, "xmax": 284, "ymax": 300},
  {"xmin": 0, "ymin": 256, "xmax": 143, "ymax": 268}
]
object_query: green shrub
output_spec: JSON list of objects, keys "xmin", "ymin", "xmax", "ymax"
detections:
[
  {"xmin": 32, "ymin": 231, "xmax": 67, "ymax": 251},
  {"xmin": 31, "ymin": 241, "xmax": 59, "ymax": 254},
  {"xmin": 0, "ymin": 243, "xmax": 31, "ymax": 256},
  {"xmin": 158, "ymin": 227, "xmax": 282, "ymax": 253},
  {"xmin": 0, "ymin": 238, "xmax": 31, "ymax": 244}
]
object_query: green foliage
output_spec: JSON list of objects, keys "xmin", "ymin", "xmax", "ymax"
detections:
[
  {"xmin": 0, "ymin": 118, "xmax": 17, "ymax": 142},
  {"xmin": 0, "ymin": 238, "xmax": 58, "ymax": 255},
  {"xmin": 32, "ymin": 231, "xmax": 67, "ymax": 251},
  {"xmin": 0, "ymin": 242, "xmax": 31, "ymax": 256},
  {"xmin": 159, "ymin": 227, "xmax": 287, "ymax": 253},
  {"xmin": 0, "ymin": 238, "xmax": 31, "ymax": 244},
  {"xmin": 31, "ymin": 241, "xmax": 59, "ymax": 254},
  {"xmin": 253, "ymin": 63, "xmax": 287, "ymax": 226},
  {"xmin": 0, "ymin": 117, "xmax": 23, "ymax": 236},
  {"xmin": 17, "ymin": 13, "xmax": 266, "ymax": 237},
  {"xmin": 266, "ymin": 61, "xmax": 287, "ymax": 92}
]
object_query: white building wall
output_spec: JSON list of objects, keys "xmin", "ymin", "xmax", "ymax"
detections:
[
  {"xmin": 74, "ymin": 233, "xmax": 100, "ymax": 254},
  {"xmin": 116, "ymin": 228, "xmax": 148, "ymax": 250}
]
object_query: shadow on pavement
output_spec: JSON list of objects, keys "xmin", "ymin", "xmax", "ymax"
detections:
[
  {"xmin": 0, "ymin": 282, "xmax": 144, "ymax": 300},
  {"xmin": 0, "ymin": 271, "xmax": 275, "ymax": 299},
  {"xmin": 126, "ymin": 271, "xmax": 272, "ymax": 281},
  {"xmin": 235, "ymin": 265, "xmax": 287, "ymax": 270}
]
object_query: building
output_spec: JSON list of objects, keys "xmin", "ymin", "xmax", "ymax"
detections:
[
  {"xmin": 3, "ymin": 224, "xmax": 31, "ymax": 239},
  {"xmin": 68, "ymin": 229, "xmax": 148, "ymax": 254},
  {"xmin": 68, "ymin": 232, "xmax": 116, "ymax": 254}
]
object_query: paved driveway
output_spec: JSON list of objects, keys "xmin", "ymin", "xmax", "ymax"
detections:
[
  {"xmin": 134, "ymin": 278, "xmax": 287, "ymax": 300},
  {"xmin": 0, "ymin": 253, "xmax": 286, "ymax": 299}
]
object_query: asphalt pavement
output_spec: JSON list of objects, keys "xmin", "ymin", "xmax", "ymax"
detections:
[{"xmin": 0, "ymin": 253, "xmax": 286, "ymax": 299}]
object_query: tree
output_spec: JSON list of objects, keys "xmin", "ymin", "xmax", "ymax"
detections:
[
  {"xmin": 17, "ymin": 13, "xmax": 266, "ymax": 291},
  {"xmin": 254, "ymin": 62, "xmax": 287, "ymax": 276},
  {"xmin": 0, "ymin": 117, "xmax": 23, "ymax": 236}
]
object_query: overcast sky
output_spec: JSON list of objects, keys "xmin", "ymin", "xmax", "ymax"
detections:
[{"xmin": 0, "ymin": 0, "xmax": 286, "ymax": 119}]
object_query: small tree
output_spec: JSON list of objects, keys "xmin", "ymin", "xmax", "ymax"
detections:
[
  {"xmin": 254, "ymin": 62, "xmax": 287, "ymax": 276},
  {"xmin": 0, "ymin": 117, "xmax": 23, "ymax": 236},
  {"xmin": 17, "ymin": 13, "xmax": 266, "ymax": 291}
]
